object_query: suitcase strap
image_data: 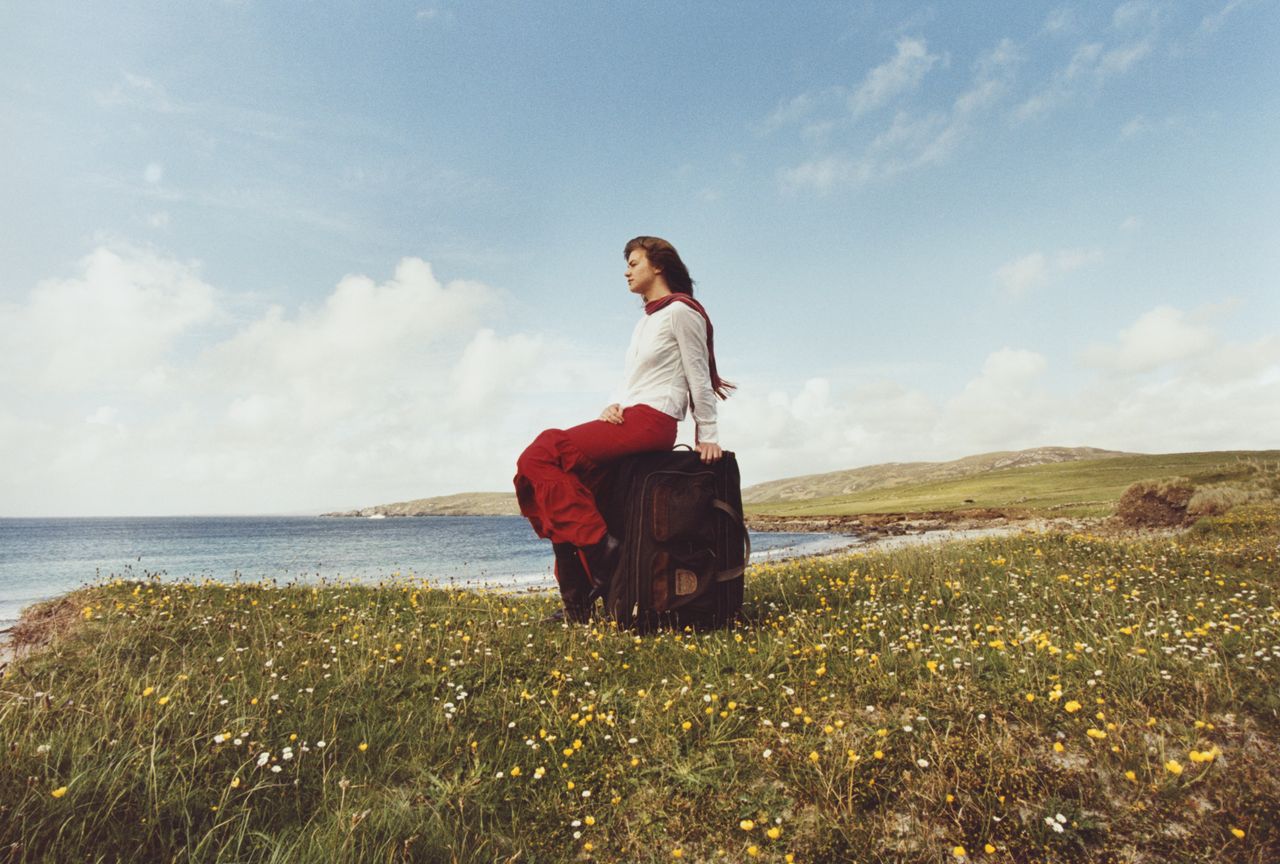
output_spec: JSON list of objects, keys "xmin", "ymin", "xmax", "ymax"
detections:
[{"xmin": 711, "ymin": 498, "xmax": 751, "ymax": 582}]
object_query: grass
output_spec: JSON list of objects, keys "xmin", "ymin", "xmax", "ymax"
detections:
[
  {"xmin": 2, "ymin": 507, "xmax": 1279, "ymax": 862},
  {"xmin": 747, "ymin": 451, "xmax": 1280, "ymax": 518}
]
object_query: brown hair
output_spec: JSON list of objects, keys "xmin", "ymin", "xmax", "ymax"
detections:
[{"xmin": 623, "ymin": 236, "xmax": 694, "ymax": 296}]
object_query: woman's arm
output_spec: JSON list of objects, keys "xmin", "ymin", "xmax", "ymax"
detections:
[{"xmin": 670, "ymin": 303, "xmax": 723, "ymax": 463}]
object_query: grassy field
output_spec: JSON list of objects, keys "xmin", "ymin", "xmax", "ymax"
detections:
[
  {"xmin": 747, "ymin": 451, "xmax": 1280, "ymax": 518},
  {"xmin": 2, "ymin": 507, "xmax": 1278, "ymax": 862}
]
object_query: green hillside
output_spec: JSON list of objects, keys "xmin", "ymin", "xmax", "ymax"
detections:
[
  {"xmin": 741, "ymin": 446, "xmax": 1129, "ymax": 504},
  {"xmin": 747, "ymin": 450, "xmax": 1280, "ymax": 518}
]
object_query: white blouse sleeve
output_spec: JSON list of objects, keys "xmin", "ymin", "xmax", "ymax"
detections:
[{"xmin": 670, "ymin": 302, "xmax": 719, "ymax": 444}]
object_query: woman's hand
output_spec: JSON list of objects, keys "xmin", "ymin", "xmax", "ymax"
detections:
[
  {"xmin": 600, "ymin": 403, "xmax": 624, "ymax": 425},
  {"xmin": 695, "ymin": 441, "xmax": 723, "ymax": 463}
]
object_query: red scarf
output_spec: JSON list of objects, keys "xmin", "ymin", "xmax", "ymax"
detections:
[{"xmin": 644, "ymin": 293, "xmax": 734, "ymax": 400}]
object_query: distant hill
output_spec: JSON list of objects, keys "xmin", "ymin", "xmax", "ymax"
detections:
[
  {"xmin": 323, "ymin": 492, "xmax": 519, "ymax": 518},
  {"xmin": 324, "ymin": 447, "xmax": 1280, "ymax": 520},
  {"xmin": 742, "ymin": 446, "xmax": 1130, "ymax": 504},
  {"xmin": 746, "ymin": 449, "xmax": 1280, "ymax": 518}
]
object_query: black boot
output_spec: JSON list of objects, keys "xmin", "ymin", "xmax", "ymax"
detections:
[
  {"xmin": 547, "ymin": 542, "xmax": 592, "ymax": 623},
  {"xmin": 582, "ymin": 534, "xmax": 621, "ymax": 604}
]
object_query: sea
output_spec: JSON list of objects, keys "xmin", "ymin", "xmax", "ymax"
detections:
[{"xmin": 0, "ymin": 516, "xmax": 857, "ymax": 630}]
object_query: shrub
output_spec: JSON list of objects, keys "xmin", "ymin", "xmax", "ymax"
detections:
[{"xmin": 1115, "ymin": 477, "xmax": 1194, "ymax": 527}]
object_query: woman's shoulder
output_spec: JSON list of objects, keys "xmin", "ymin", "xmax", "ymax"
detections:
[{"xmin": 663, "ymin": 298, "xmax": 705, "ymax": 323}]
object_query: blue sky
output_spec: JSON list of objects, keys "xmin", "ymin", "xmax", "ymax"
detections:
[{"xmin": 2, "ymin": 1, "xmax": 1278, "ymax": 516}]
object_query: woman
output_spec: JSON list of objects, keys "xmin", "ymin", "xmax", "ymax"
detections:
[{"xmin": 513, "ymin": 236, "xmax": 733, "ymax": 622}]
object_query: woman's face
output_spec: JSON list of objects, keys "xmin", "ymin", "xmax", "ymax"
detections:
[{"xmin": 625, "ymin": 249, "xmax": 660, "ymax": 297}]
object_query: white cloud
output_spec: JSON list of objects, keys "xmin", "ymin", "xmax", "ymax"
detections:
[
  {"xmin": 6, "ymin": 250, "xmax": 1275, "ymax": 513},
  {"xmin": 1081, "ymin": 305, "xmax": 1217, "ymax": 374},
  {"xmin": 0, "ymin": 246, "xmax": 609, "ymax": 515},
  {"xmin": 93, "ymin": 72, "xmax": 184, "ymax": 113},
  {"xmin": 995, "ymin": 252, "xmax": 1049, "ymax": 296},
  {"xmin": 780, "ymin": 38, "xmax": 1017, "ymax": 194},
  {"xmin": 722, "ymin": 307, "xmax": 1279, "ymax": 485},
  {"xmin": 994, "ymin": 248, "xmax": 1102, "ymax": 296},
  {"xmin": 778, "ymin": 34, "xmax": 1018, "ymax": 193},
  {"xmin": 0, "ymin": 245, "xmax": 217, "ymax": 391},
  {"xmin": 1112, "ymin": 0, "xmax": 1160, "ymax": 31},
  {"xmin": 849, "ymin": 38, "xmax": 941, "ymax": 117},
  {"xmin": 1016, "ymin": 36, "xmax": 1151, "ymax": 122},
  {"xmin": 1199, "ymin": 0, "xmax": 1250, "ymax": 34}
]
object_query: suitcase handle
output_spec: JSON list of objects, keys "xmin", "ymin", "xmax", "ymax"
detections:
[{"xmin": 711, "ymin": 498, "xmax": 751, "ymax": 582}]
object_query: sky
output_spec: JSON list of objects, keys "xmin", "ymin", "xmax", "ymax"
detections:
[{"xmin": 1, "ymin": 1, "xmax": 1278, "ymax": 517}]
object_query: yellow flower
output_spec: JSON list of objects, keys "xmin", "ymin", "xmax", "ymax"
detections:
[
  {"xmin": 984, "ymin": 843, "xmax": 996, "ymax": 854},
  {"xmin": 873, "ymin": 750, "xmax": 884, "ymax": 760},
  {"xmin": 584, "ymin": 815, "xmax": 595, "ymax": 826},
  {"xmin": 1231, "ymin": 827, "xmax": 1246, "ymax": 839},
  {"xmin": 1164, "ymin": 760, "xmax": 1183, "ymax": 776},
  {"xmin": 671, "ymin": 850, "xmax": 683, "ymax": 859},
  {"xmin": 230, "ymin": 776, "xmax": 241, "ymax": 789},
  {"xmin": 358, "ymin": 742, "xmax": 369, "ymax": 752},
  {"xmin": 1124, "ymin": 770, "xmax": 1136, "ymax": 782},
  {"xmin": 1086, "ymin": 729, "xmax": 1107, "ymax": 740},
  {"xmin": 739, "ymin": 819, "xmax": 755, "ymax": 831},
  {"xmin": 747, "ymin": 846, "xmax": 760, "ymax": 857},
  {"xmin": 1053, "ymin": 742, "xmax": 1065, "ymax": 753},
  {"xmin": 583, "ymin": 841, "xmax": 594, "ymax": 852},
  {"xmin": 953, "ymin": 845, "xmax": 967, "ymax": 859},
  {"xmin": 766, "ymin": 826, "xmax": 781, "ymax": 840},
  {"xmin": 50, "ymin": 786, "xmax": 68, "ymax": 798},
  {"xmin": 509, "ymin": 766, "xmax": 521, "ymax": 777},
  {"xmin": 808, "ymin": 751, "xmax": 820, "ymax": 763},
  {"xmin": 157, "ymin": 696, "xmax": 170, "ymax": 706},
  {"xmin": 141, "ymin": 686, "xmax": 154, "ymax": 697},
  {"xmin": 1025, "ymin": 693, "xmax": 1035, "ymax": 702},
  {"xmin": 681, "ymin": 721, "xmax": 692, "ymax": 731},
  {"xmin": 1064, "ymin": 700, "xmax": 1081, "ymax": 713}
]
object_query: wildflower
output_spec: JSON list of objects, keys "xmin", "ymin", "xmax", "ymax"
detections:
[
  {"xmin": 230, "ymin": 776, "xmax": 241, "ymax": 789},
  {"xmin": 1231, "ymin": 827, "xmax": 1246, "ymax": 839},
  {"xmin": 142, "ymin": 686, "xmax": 154, "ymax": 697},
  {"xmin": 985, "ymin": 843, "xmax": 996, "ymax": 853},
  {"xmin": 740, "ymin": 819, "xmax": 755, "ymax": 831},
  {"xmin": 1086, "ymin": 729, "xmax": 1107, "ymax": 740},
  {"xmin": 1124, "ymin": 770, "xmax": 1136, "ymax": 782},
  {"xmin": 584, "ymin": 815, "xmax": 595, "ymax": 826},
  {"xmin": 51, "ymin": 786, "xmax": 68, "ymax": 798},
  {"xmin": 510, "ymin": 766, "xmax": 521, "ymax": 777},
  {"xmin": 953, "ymin": 846, "xmax": 967, "ymax": 858},
  {"xmin": 671, "ymin": 850, "xmax": 683, "ymax": 859},
  {"xmin": 1165, "ymin": 760, "xmax": 1183, "ymax": 776},
  {"xmin": 809, "ymin": 751, "xmax": 820, "ymax": 764},
  {"xmin": 767, "ymin": 827, "xmax": 782, "ymax": 840},
  {"xmin": 358, "ymin": 742, "xmax": 368, "ymax": 752},
  {"xmin": 1053, "ymin": 742, "xmax": 1064, "ymax": 753},
  {"xmin": 1064, "ymin": 700, "xmax": 1081, "ymax": 713},
  {"xmin": 747, "ymin": 846, "xmax": 760, "ymax": 857},
  {"xmin": 158, "ymin": 696, "xmax": 170, "ymax": 706}
]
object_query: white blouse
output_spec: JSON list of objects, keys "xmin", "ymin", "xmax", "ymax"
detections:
[{"xmin": 617, "ymin": 301, "xmax": 718, "ymax": 444}]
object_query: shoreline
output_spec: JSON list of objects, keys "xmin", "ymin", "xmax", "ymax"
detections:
[{"xmin": 0, "ymin": 519, "xmax": 1051, "ymax": 672}]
